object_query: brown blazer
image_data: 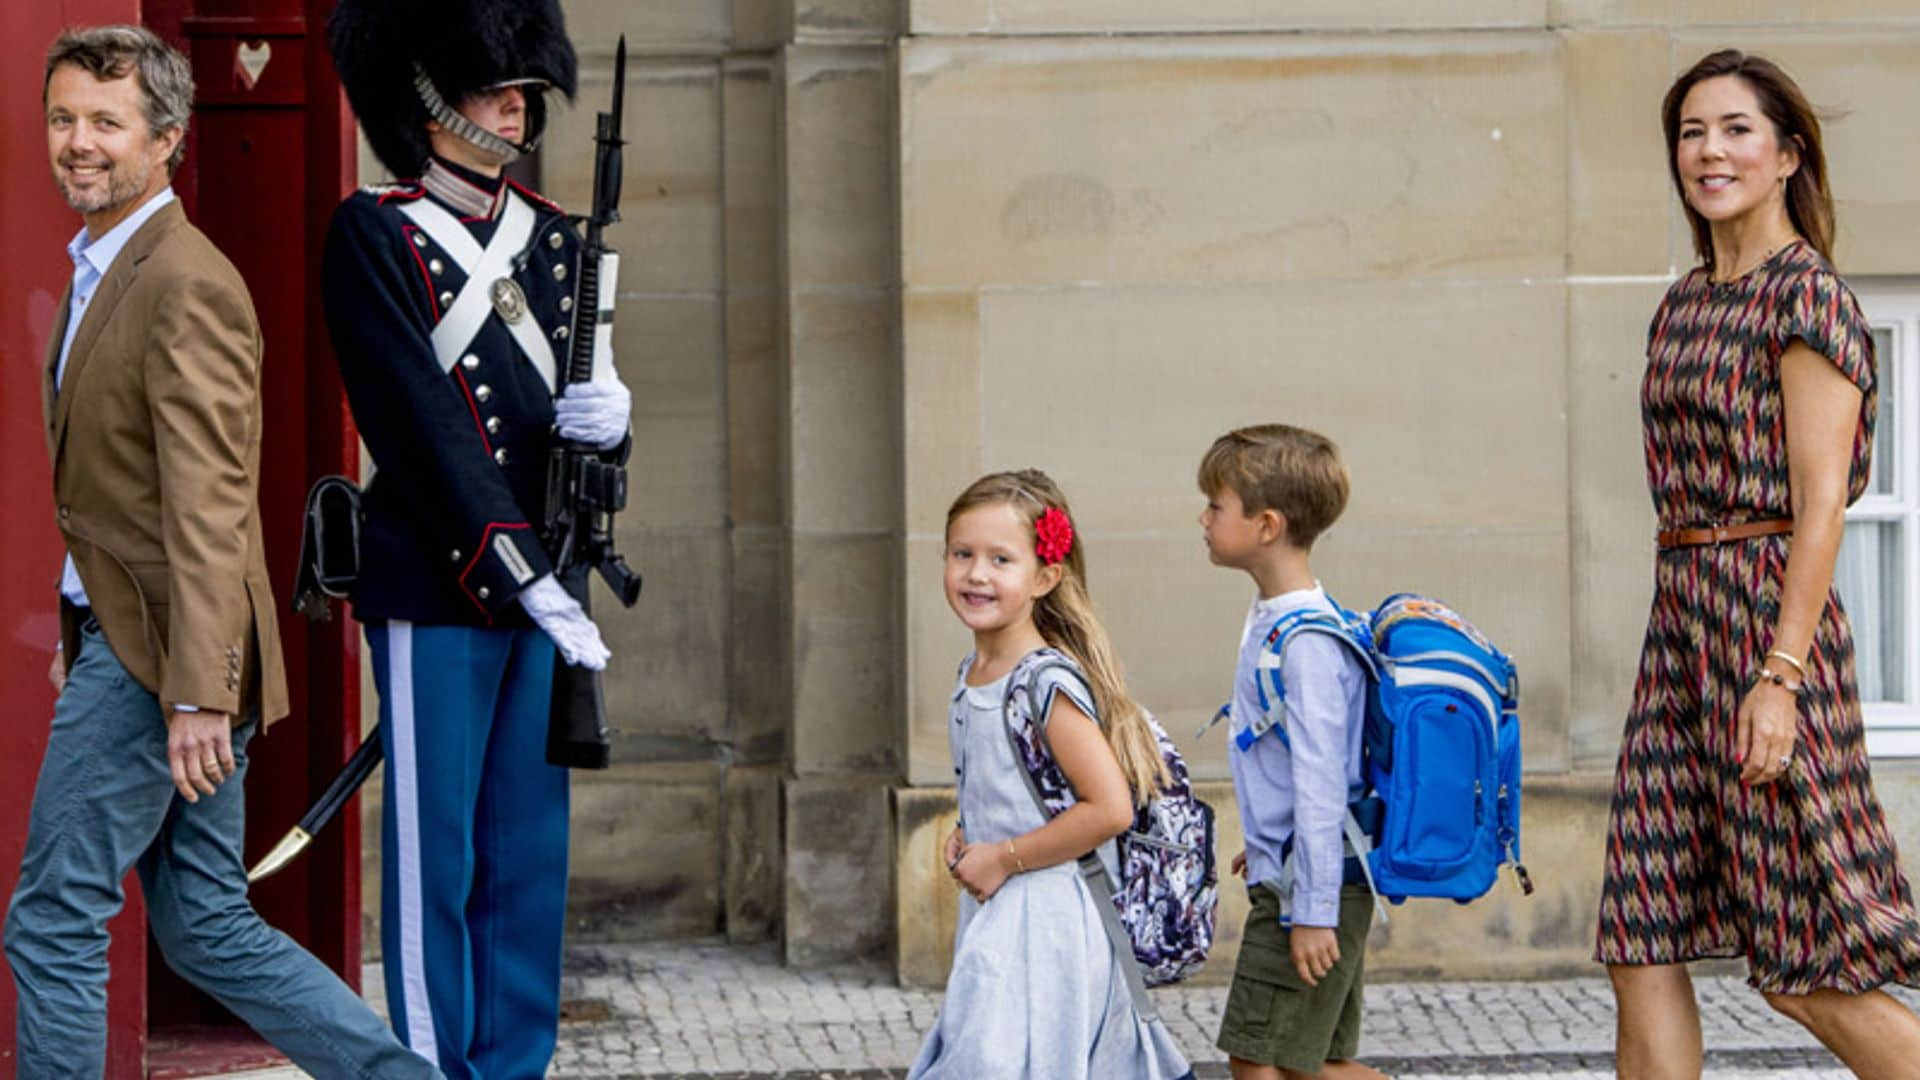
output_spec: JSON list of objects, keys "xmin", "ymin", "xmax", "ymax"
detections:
[{"xmin": 43, "ymin": 199, "xmax": 289, "ymax": 726}]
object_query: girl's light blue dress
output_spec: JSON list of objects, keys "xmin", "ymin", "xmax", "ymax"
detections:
[{"xmin": 908, "ymin": 658, "xmax": 1194, "ymax": 1079}]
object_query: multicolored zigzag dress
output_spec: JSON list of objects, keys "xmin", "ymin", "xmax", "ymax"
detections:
[{"xmin": 1595, "ymin": 239, "xmax": 1920, "ymax": 994}]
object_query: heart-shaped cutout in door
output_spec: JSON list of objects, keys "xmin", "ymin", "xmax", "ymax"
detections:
[{"xmin": 235, "ymin": 41, "xmax": 271, "ymax": 90}]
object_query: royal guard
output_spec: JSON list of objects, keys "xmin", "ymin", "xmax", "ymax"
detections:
[{"xmin": 320, "ymin": 1, "xmax": 629, "ymax": 1075}]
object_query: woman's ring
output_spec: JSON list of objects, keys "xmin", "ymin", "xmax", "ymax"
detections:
[{"xmin": 1778, "ymin": 754, "xmax": 1792, "ymax": 769}]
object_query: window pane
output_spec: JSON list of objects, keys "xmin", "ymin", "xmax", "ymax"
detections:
[
  {"xmin": 1836, "ymin": 520, "xmax": 1904, "ymax": 702},
  {"xmin": 1871, "ymin": 324, "xmax": 1895, "ymax": 496}
]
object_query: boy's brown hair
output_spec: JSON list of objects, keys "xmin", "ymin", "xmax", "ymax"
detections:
[{"xmin": 1197, "ymin": 424, "xmax": 1349, "ymax": 549}]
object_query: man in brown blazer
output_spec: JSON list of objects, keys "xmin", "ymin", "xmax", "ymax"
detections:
[{"xmin": 2, "ymin": 26, "xmax": 437, "ymax": 1079}]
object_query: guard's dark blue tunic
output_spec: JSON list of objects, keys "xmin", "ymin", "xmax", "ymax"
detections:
[{"xmin": 321, "ymin": 156, "xmax": 581, "ymax": 626}]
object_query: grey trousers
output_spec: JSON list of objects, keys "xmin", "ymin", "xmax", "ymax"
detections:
[{"xmin": 3, "ymin": 621, "xmax": 439, "ymax": 1080}]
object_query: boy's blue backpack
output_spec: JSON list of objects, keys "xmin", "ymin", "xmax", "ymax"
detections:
[
  {"xmin": 996, "ymin": 649, "xmax": 1219, "ymax": 1017},
  {"xmin": 1218, "ymin": 593, "xmax": 1530, "ymax": 912}
]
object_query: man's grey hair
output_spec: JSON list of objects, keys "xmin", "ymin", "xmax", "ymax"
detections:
[{"xmin": 44, "ymin": 26, "xmax": 195, "ymax": 174}]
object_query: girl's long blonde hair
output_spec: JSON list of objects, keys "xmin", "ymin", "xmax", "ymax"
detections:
[{"xmin": 948, "ymin": 470, "xmax": 1172, "ymax": 804}]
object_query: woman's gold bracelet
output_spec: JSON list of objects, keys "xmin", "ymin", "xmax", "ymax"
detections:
[
  {"xmin": 1006, "ymin": 838, "xmax": 1027, "ymax": 874},
  {"xmin": 1766, "ymin": 649, "xmax": 1808, "ymax": 679}
]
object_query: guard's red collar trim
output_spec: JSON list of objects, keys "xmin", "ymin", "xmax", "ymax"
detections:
[
  {"xmin": 506, "ymin": 179, "xmax": 563, "ymax": 215},
  {"xmin": 374, "ymin": 183, "xmax": 426, "ymax": 206}
]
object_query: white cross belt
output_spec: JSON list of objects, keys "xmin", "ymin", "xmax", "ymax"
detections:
[{"xmin": 398, "ymin": 192, "xmax": 559, "ymax": 394}]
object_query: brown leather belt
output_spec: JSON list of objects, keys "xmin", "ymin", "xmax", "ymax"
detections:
[{"xmin": 1657, "ymin": 517, "xmax": 1794, "ymax": 549}]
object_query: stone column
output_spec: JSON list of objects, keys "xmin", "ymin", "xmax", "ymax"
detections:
[
  {"xmin": 773, "ymin": 0, "xmax": 904, "ymax": 966},
  {"xmin": 722, "ymin": 42, "xmax": 789, "ymax": 943}
]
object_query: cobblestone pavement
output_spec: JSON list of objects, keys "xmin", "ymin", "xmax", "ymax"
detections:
[
  {"xmin": 524, "ymin": 939, "xmax": 1918, "ymax": 1079},
  {"xmin": 232, "ymin": 937, "xmax": 1904, "ymax": 1077},
  {"xmin": 204, "ymin": 940, "xmax": 1910, "ymax": 1077}
]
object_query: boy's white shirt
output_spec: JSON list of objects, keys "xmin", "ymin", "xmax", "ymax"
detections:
[{"xmin": 1228, "ymin": 582, "xmax": 1368, "ymax": 928}]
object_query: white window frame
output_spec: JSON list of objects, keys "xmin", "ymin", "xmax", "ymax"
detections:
[{"xmin": 1850, "ymin": 281, "xmax": 1920, "ymax": 757}]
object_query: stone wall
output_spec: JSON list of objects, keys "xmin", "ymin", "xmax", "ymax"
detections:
[
  {"xmin": 890, "ymin": 2, "xmax": 1920, "ymax": 985},
  {"xmin": 355, "ymin": 2, "xmax": 1920, "ymax": 983}
]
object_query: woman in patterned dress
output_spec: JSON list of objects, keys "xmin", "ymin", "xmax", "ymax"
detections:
[{"xmin": 1597, "ymin": 50, "xmax": 1920, "ymax": 1078}]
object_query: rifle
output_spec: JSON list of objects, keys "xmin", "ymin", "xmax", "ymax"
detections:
[{"xmin": 543, "ymin": 35, "xmax": 641, "ymax": 769}]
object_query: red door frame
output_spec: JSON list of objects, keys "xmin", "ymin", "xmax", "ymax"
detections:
[{"xmin": 0, "ymin": 0, "xmax": 360, "ymax": 1073}]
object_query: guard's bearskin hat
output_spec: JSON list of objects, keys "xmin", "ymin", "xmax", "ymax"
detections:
[{"xmin": 328, "ymin": 0, "xmax": 578, "ymax": 178}]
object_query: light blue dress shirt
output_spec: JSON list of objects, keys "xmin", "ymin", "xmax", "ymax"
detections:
[
  {"xmin": 54, "ymin": 187, "xmax": 177, "ymax": 610},
  {"xmin": 1227, "ymin": 583, "xmax": 1369, "ymax": 927}
]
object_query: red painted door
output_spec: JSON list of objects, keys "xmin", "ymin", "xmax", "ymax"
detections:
[
  {"xmin": 146, "ymin": 0, "xmax": 365, "ymax": 1041},
  {"xmin": 0, "ymin": 0, "xmax": 361, "ymax": 1074}
]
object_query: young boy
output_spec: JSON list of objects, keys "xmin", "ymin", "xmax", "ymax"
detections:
[{"xmin": 1198, "ymin": 424, "xmax": 1386, "ymax": 1080}]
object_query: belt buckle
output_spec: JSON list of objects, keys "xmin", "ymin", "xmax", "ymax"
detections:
[{"xmin": 1703, "ymin": 516, "xmax": 1742, "ymax": 544}]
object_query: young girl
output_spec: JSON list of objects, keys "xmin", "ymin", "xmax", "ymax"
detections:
[{"xmin": 908, "ymin": 470, "xmax": 1193, "ymax": 1079}]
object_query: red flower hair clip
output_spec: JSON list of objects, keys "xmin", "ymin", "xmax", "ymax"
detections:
[{"xmin": 1034, "ymin": 507, "xmax": 1074, "ymax": 566}]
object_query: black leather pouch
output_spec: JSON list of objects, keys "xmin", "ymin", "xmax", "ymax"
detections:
[{"xmin": 293, "ymin": 475, "xmax": 361, "ymax": 620}]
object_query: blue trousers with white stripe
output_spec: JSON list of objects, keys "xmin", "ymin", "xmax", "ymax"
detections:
[{"xmin": 367, "ymin": 621, "xmax": 569, "ymax": 1080}]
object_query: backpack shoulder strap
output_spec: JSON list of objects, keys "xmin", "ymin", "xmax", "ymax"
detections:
[
  {"xmin": 999, "ymin": 650, "xmax": 1157, "ymax": 1021},
  {"xmin": 1256, "ymin": 607, "xmax": 1377, "ymax": 681},
  {"xmin": 1024, "ymin": 656, "xmax": 1097, "ymax": 733},
  {"xmin": 1268, "ymin": 808, "xmax": 1392, "ymax": 930},
  {"xmin": 1238, "ymin": 608, "xmax": 1375, "ymax": 752},
  {"xmin": 1078, "ymin": 853, "xmax": 1156, "ymax": 1019},
  {"xmin": 999, "ymin": 649, "xmax": 1088, "ymax": 821}
]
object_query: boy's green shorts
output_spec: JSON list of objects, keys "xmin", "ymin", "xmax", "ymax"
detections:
[{"xmin": 1215, "ymin": 883, "xmax": 1374, "ymax": 1072}]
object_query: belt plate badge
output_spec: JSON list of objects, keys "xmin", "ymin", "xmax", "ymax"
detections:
[{"xmin": 490, "ymin": 278, "xmax": 529, "ymax": 325}]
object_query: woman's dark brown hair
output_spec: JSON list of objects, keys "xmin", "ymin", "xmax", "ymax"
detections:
[{"xmin": 1662, "ymin": 49, "xmax": 1836, "ymax": 267}]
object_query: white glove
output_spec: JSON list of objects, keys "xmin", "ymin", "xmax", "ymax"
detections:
[
  {"xmin": 519, "ymin": 574, "xmax": 611, "ymax": 670},
  {"xmin": 554, "ymin": 378, "xmax": 631, "ymax": 450}
]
